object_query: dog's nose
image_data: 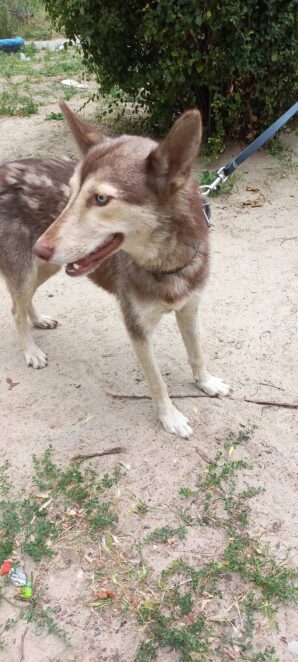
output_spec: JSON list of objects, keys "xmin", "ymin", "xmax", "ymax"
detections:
[{"xmin": 32, "ymin": 242, "xmax": 53, "ymax": 261}]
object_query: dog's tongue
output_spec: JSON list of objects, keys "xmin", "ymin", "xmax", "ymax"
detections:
[{"xmin": 66, "ymin": 233, "xmax": 123, "ymax": 276}]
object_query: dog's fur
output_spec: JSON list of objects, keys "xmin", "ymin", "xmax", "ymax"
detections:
[
  {"xmin": 0, "ymin": 104, "xmax": 229, "ymax": 436},
  {"xmin": 0, "ymin": 157, "xmax": 75, "ymax": 367}
]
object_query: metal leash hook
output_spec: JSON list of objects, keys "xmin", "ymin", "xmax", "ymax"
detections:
[
  {"xmin": 199, "ymin": 166, "xmax": 228, "ymax": 226},
  {"xmin": 200, "ymin": 166, "xmax": 228, "ymax": 195}
]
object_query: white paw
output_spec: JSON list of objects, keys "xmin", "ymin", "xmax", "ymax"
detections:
[
  {"xmin": 159, "ymin": 404, "xmax": 192, "ymax": 438},
  {"xmin": 25, "ymin": 344, "xmax": 48, "ymax": 369},
  {"xmin": 33, "ymin": 315, "xmax": 58, "ymax": 329},
  {"xmin": 196, "ymin": 372, "xmax": 230, "ymax": 396}
]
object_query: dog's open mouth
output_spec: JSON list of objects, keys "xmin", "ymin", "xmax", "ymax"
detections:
[{"xmin": 65, "ymin": 233, "xmax": 124, "ymax": 277}]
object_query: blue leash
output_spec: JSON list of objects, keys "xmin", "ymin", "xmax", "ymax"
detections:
[{"xmin": 200, "ymin": 101, "xmax": 298, "ymax": 223}]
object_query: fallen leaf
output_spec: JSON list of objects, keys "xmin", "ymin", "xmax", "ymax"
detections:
[
  {"xmin": 200, "ymin": 598, "xmax": 211, "ymax": 611},
  {"xmin": 67, "ymin": 508, "xmax": 77, "ymax": 517},
  {"xmin": 223, "ymin": 646, "xmax": 237, "ymax": 660},
  {"xmin": 252, "ymin": 545, "xmax": 263, "ymax": 556},
  {"xmin": 81, "ymin": 413, "xmax": 95, "ymax": 426},
  {"xmin": 6, "ymin": 377, "xmax": 19, "ymax": 390},
  {"xmin": 95, "ymin": 589, "xmax": 116, "ymax": 600},
  {"xmin": 242, "ymin": 199, "xmax": 264, "ymax": 208},
  {"xmin": 120, "ymin": 462, "xmax": 131, "ymax": 470},
  {"xmin": 167, "ymin": 538, "xmax": 177, "ymax": 545},
  {"xmin": 246, "ymin": 131, "xmax": 256, "ymax": 140},
  {"xmin": 246, "ymin": 186, "xmax": 260, "ymax": 193}
]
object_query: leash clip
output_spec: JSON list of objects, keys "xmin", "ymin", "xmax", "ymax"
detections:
[
  {"xmin": 199, "ymin": 166, "xmax": 227, "ymax": 227},
  {"xmin": 199, "ymin": 166, "xmax": 228, "ymax": 197}
]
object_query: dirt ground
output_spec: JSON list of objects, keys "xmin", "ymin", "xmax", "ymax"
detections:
[{"xmin": 0, "ymin": 72, "xmax": 297, "ymax": 661}]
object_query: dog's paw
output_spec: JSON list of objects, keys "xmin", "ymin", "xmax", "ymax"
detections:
[
  {"xmin": 25, "ymin": 344, "xmax": 48, "ymax": 369},
  {"xmin": 159, "ymin": 404, "xmax": 192, "ymax": 438},
  {"xmin": 195, "ymin": 372, "xmax": 230, "ymax": 397},
  {"xmin": 33, "ymin": 315, "xmax": 58, "ymax": 330}
]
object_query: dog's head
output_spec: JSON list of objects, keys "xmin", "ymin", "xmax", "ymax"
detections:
[{"xmin": 33, "ymin": 102, "xmax": 203, "ymax": 276}]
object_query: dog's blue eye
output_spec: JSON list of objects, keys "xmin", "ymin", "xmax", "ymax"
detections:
[{"xmin": 95, "ymin": 194, "xmax": 110, "ymax": 206}]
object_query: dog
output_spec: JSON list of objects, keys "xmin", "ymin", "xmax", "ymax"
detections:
[
  {"xmin": 31, "ymin": 102, "xmax": 230, "ymax": 437},
  {"xmin": 0, "ymin": 157, "xmax": 75, "ymax": 368}
]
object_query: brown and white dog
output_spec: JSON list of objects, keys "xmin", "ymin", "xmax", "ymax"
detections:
[
  {"xmin": 34, "ymin": 103, "xmax": 229, "ymax": 436},
  {"xmin": 1, "ymin": 103, "xmax": 229, "ymax": 436}
]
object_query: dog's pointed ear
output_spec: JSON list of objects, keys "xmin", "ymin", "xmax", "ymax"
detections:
[
  {"xmin": 147, "ymin": 110, "xmax": 202, "ymax": 191},
  {"xmin": 59, "ymin": 102, "xmax": 105, "ymax": 154}
]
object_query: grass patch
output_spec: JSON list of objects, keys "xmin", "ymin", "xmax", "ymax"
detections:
[
  {"xmin": 132, "ymin": 429, "xmax": 298, "ymax": 661},
  {"xmin": 0, "ymin": 45, "xmax": 89, "ymax": 121},
  {"xmin": 0, "ymin": 50, "xmax": 38, "ymax": 79},
  {"xmin": 0, "ymin": 446, "xmax": 122, "ymax": 564},
  {"xmin": 0, "ymin": 47, "xmax": 86, "ymax": 84},
  {"xmin": 0, "ymin": 584, "xmax": 69, "ymax": 647},
  {"xmin": 145, "ymin": 525, "xmax": 187, "ymax": 544},
  {"xmin": 0, "ymin": 0, "xmax": 56, "ymax": 40},
  {"xmin": 0, "ymin": 447, "xmax": 123, "ymax": 650},
  {"xmin": 136, "ymin": 500, "xmax": 149, "ymax": 516},
  {"xmin": 45, "ymin": 111, "xmax": 64, "ymax": 120},
  {"xmin": 83, "ymin": 428, "xmax": 296, "ymax": 662},
  {"xmin": 42, "ymin": 47, "xmax": 86, "ymax": 78},
  {"xmin": 0, "ymin": 90, "xmax": 38, "ymax": 117},
  {"xmin": 266, "ymin": 137, "xmax": 296, "ymax": 171},
  {"xmin": 1, "ymin": 431, "xmax": 296, "ymax": 658}
]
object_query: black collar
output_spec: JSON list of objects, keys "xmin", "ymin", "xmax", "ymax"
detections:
[{"xmin": 145, "ymin": 247, "xmax": 199, "ymax": 281}]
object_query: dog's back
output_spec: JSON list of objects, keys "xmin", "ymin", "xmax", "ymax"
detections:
[{"xmin": 0, "ymin": 158, "xmax": 75, "ymax": 279}]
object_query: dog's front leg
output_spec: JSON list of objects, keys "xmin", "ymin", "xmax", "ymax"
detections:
[
  {"xmin": 176, "ymin": 296, "xmax": 230, "ymax": 396},
  {"xmin": 131, "ymin": 336, "xmax": 192, "ymax": 438}
]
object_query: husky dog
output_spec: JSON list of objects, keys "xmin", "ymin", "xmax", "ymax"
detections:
[{"xmin": 33, "ymin": 103, "xmax": 230, "ymax": 436}]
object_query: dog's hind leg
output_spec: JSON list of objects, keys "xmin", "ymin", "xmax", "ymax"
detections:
[
  {"xmin": 176, "ymin": 295, "xmax": 230, "ymax": 396},
  {"xmin": 9, "ymin": 260, "xmax": 60, "ymax": 368},
  {"xmin": 11, "ymin": 291, "xmax": 48, "ymax": 369}
]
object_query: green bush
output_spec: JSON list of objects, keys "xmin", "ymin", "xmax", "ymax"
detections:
[{"xmin": 45, "ymin": 0, "xmax": 297, "ymax": 149}]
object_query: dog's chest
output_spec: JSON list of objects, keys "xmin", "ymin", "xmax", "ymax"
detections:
[{"xmin": 132, "ymin": 291, "xmax": 200, "ymax": 332}]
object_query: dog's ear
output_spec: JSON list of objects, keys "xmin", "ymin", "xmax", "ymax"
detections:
[
  {"xmin": 60, "ymin": 102, "xmax": 105, "ymax": 154},
  {"xmin": 147, "ymin": 110, "xmax": 202, "ymax": 192}
]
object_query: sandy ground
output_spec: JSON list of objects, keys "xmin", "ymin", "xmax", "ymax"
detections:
[{"xmin": 0, "ymin": 97, "xmax": 297, "ymax": 662}]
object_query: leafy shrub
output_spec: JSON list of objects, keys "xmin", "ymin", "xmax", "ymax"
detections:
[{"xmin": 45, "ymin": 0, "xmax": 297, "ymax": 149}]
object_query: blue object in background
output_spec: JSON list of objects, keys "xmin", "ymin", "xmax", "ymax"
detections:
[{"xmin": 0, "ymin": 37, "xmax": 25, "ymax": 53}]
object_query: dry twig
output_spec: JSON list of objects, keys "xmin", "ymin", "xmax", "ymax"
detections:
[
  {"xmin": 70, "ymin": 446, "xmax": 126, "ymax": 462},
  {"xmin": 19, "ymin": 627, "xmax": 28, "ymax": 662},
  {"xmin": 107, "ymin": 391, "xmax": 297, "ymax": 410}
]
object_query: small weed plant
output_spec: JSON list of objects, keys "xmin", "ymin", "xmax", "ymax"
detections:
[{"xmin": 0, "ymin": 445, "xmax": 121, "ymax": 563}]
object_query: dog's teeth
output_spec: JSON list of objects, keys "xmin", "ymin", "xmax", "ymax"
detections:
[{"xmin": 73, "ymin": 263, "xmax": 80, "ymax": 270}]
